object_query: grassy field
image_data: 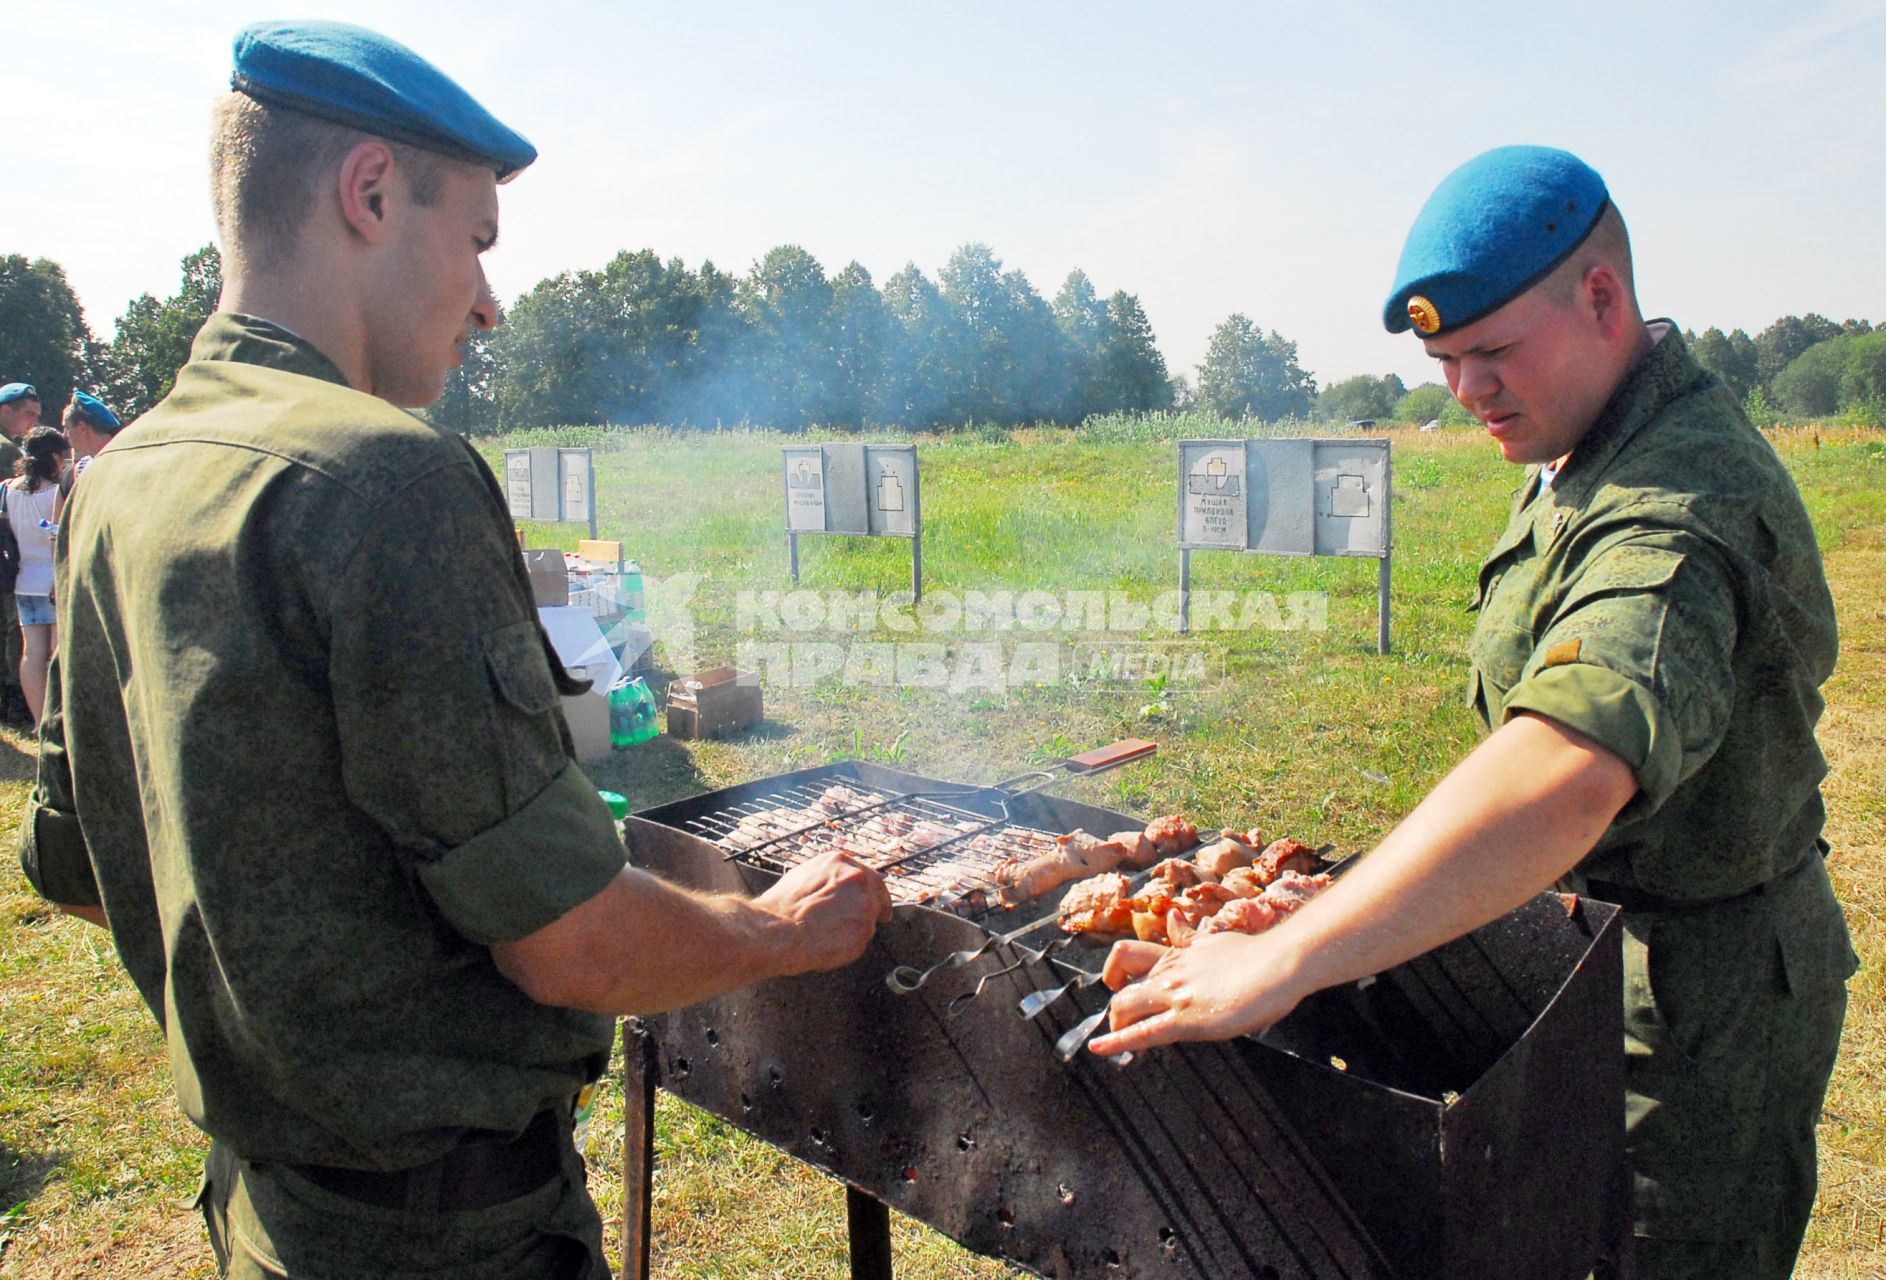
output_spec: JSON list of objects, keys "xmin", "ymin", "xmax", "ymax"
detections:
[{"xmin": 1, "ymin": 423, "xmax": 1880, "ymax": 1277}]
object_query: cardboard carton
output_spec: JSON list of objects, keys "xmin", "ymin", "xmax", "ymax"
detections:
[
  {"xmin": 538, "ymin": 605, "xmax": 623, "ymax": 762},
  {"xmin": 521, "ymin": 548, "xmax": 569, "ymax": 606},
  {"xmin": 666, "ymin": 666, "xmax": 762, "ymax": 740}
]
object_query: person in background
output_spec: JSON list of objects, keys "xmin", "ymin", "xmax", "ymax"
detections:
[
  {"xmin": 0, "ymin": 382, "xmax": 38, "ymax": 728},
  {"xmin": 6, "ymin": 426, "xmax": 71, "ymax": 725},
  {"xmin": 1092, "ymin": 146, "xmax": 1855, "ymax": 1280},
  {"xmin": 59, "ymin": 391, "xmax": 123, "ymax": 506},
  {"xmin": 17, "ymin": 20, "xmax": 888, "ymax": 1279}
]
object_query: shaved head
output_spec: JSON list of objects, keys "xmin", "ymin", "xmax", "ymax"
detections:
[
  {"xmin": 209, "ymin": 91, "xmax": 453, "ymax": 273},
  {"xmin": 1541, "ymin": 204, "xmax": 1638, "ymax": 314}
]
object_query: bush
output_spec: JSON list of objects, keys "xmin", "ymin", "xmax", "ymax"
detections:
[
  {"xmin": 1772, "ymin": 339, "xmax": 1849, "ymax": 417},
  {"xmin": 1744, "ymin": 386, "xmax": 1782, "ymax": 428},
  {"xmin": 1395, "ymin": 383, "xmax": 1454, "ymax": 425}
]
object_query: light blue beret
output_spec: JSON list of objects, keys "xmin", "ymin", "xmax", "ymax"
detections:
[
  {"xmin": 69, "ymin": 391, "xmax": 121, "ymax": 433},
  {"xmin": 231, "ymin": 20, "xmax": 536, "ymax": 181},
  {"xmin": 0, "ymin": 383, "xmax": 37, "ymax": 407},
  {"xmin": 1384, "ymin": 145, "xmax": 1609, "ymax": 336}
]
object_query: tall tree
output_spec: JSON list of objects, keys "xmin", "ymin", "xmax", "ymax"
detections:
[
  {"xmin": 938, "ymin": 243, "xmax": 1017, "ymax": 424},
  {"xmin": 0, "ymin": 255, "xmax": 94, "ymax": 422},
  {"xmin": 1001, "ymin": 269, "xmax": 1074, "ymax": 424},
  {"xmin": 1194, "ymin": 314, "xmax": 1315, "ymax": 421},
  {"xmin": 826, "ymin": 261, "xmax": 892, "ymax": 429},
  {"xmin": 105, "ymin": 243, "xmax": 223, "ymax": 418},
  {"xmin": 1771, "ymin": 336, "xmax": 1851, "ymax": 417},
  {"xmin": 490, "ymin": 269, "xmax": 614, "ymax": 427},
  {"xmin": 1841, "ymin": 332, "xmax": 1886, "ymax": 411},
  {"xmin": 881, "ymin": 263, "xmax": 956, "ymax": 429},
  {"xmin": 431, "ymin": 307, "xmax": 503, "ymax": 433},
  {"xmin": 1053, "ymin": 269, "xmax": 1110, "ymax": 419},
  {"xmin": 1095, "ymin": 291, "xmax": 1171, "ymax": 414},
  {"xmin": 1689, "ymin": 326, "xmax": 1759, "ymax": 403},
  {"xmin": 1754, "ymin": 314, "xmax": 1843, "ymax": 388},
  {"xmin": 739, "ymin": 245, "xmax": 837, "ymax": 429},
  {"xmin": 669, "ymin": 260, "xmax": 750, "ymax": 426}
]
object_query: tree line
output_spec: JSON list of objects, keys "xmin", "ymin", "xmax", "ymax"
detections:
[{"xmin": 3, "ymin": 245, "xmax": 1879, "ymax": 433}]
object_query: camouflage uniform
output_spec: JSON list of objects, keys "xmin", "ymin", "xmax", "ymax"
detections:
[
  {"xmin": 20, "ymin": 314, "xmax": 627, "ymax": 1276},
  {"xmin": 1469, "ymin": 324, "xmax": 1857, "ymax": 1278}
]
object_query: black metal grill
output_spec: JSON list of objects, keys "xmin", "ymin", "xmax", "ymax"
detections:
[
  {"xmin": 621, "ymin": 762, "xmax": 1631, "ymax": 1280},
  {"xmin": 678, "ymin": 776, "xmax": 1066, "ymax": 918}
]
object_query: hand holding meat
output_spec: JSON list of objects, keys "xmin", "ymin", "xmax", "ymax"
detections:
[
  {"xmin": 1087, "ymin": 929, "xmax": 1313, "ymax": 1056},
  {"xmin": 753, "ymin": 849, "xmax": 894, "ymax": 975}
]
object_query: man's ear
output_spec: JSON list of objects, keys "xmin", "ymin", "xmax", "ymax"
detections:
[
  {"xmin": 1582, "ymin": 263, "xmax": 1630, "ymax": 337},
  {"xmin": 337, "ymin": 141, "xmax": 397, "ymax": 244}
]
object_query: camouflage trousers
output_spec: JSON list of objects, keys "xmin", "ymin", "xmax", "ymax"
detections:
[
  {"xmin": 1622, "ymin": 852, "xmax": 1854, "ymax": 1280},
  {"xmin": 196, "ymin": 1129, "xmax": 611, "ymax": 1279}
]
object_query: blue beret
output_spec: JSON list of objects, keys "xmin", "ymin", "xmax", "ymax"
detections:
[
  {"xmin": 1384, "ymin": 145, "xmax": 1609, "ymax": 336},
  {"xmin": 69, "ymin": 391, "xmax": 121, "ymax": 433},
  {"xmin": 231, "ymin": 20, "xmax": 536, "ymax": 181},
  {"xmin": 0, "ymin": 383, "xmax": 38, "ymax": 406}
]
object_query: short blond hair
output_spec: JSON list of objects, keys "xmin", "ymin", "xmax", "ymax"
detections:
[{"xmin": 208, "ymin": 92, "xmax": 451, "ymax": 270}]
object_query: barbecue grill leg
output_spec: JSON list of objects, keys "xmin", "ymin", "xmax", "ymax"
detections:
[
  {"xmin": 621, "ymin": 1018, "xmax": 658, "ymax": 1280},
  {"xmin": 845, "ymin": 1184, "xmax": 893, "ymax": 1280}
]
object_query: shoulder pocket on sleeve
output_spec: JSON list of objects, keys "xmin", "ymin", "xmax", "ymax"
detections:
[
  {"xmin": 1558, "ymin": 545, "xmax": 1685, "ymax": 615},
  {"xmin": 482, "ymin": 620, "xmax": 559, "ymax": 716}
]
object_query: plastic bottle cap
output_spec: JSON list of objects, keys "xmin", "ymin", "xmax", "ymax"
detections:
[{"xmin": 598, "ymin": 790, "xmax": 629, "ymax": 820}]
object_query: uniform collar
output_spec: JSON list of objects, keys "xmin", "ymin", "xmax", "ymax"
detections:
[
  {"xmin": 188, "ymin": 313, "xmax": 353, "ymax": 389},
  {"xmin": 1547, "ymin": 320, "xmax": 1710, "ymax": 508}
]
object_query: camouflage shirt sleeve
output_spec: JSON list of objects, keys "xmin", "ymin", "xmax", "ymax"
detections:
[
  {"xmin": 1499, "ymin": 519, "xmax": 1739, "ymax": 821},
  {"xmin": 18, "ymin": 649, "xmax": 102, "ymax": 908},
  {"xmin": 324, "ymin": 453, "xmax": 625, "ymax": 945}
]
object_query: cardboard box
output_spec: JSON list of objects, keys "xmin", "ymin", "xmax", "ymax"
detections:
[
  {"xmin": 666, "ymin": 666, "xmax": 762, "ymax": 740},
  {"xmin": 538, "ymin": 605, "xmax": 623, "ymax": 763},
  {"xmin": 521, "ymin": 548, "xmax": 569, "ymax": 606}
]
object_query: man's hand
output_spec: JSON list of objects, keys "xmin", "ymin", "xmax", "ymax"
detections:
[
  {"xmin": 1086, "ymin": 712, "xmax": 1636, "ymax": 1059},
  {"xmin": 493, "ymin": 851, "xmax": 893, "ymax": 1016},
  {"xmin": 1089, "ymin": 931, "xmax": 1312, "ymax": 1056},
  {"xmin": 753, "ymin": 850, "xmax": 893, "ymax": 976}
]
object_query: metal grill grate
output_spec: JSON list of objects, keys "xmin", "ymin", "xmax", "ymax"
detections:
[{"xmin": 682, "ymin": 780, "xmax": 1063, "ymax": 918}]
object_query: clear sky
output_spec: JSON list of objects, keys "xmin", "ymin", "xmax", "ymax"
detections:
[{"xmin": 11, "ymin": 0, "xmax": 1885, "ymax": 394}]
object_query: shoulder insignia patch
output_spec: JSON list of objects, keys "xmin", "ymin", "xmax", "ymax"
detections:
[{"xmin": 1543, "ymin": 637, "xmax": 1582, "ymax": 668}]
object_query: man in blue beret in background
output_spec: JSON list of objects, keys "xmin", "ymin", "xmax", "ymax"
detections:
[
  {"xmin": 1093, "ymin": 145, "xmax": 1855, "ymax": 1278},
  {"xmin": 60, "ymin": 391, "xmax": 122, "ymax": 489},
  {"xmin": 18, "ymin": 20, "xmax": 889, "ymax": 1278},
  {"xmin": 0, "ymin": 382, "xmax": 37, "ymax": 726}
]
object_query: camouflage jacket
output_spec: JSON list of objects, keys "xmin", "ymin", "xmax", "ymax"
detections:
[
  {"xmin": 19, "ymin": 314, "xmax": 627, "ymax": 1169},
  {"xmin": 1469, "ymin": 324, "xmax": 1839, "ymax": 901}
]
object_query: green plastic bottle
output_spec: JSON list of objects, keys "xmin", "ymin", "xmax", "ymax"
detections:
[{"xmin": 608, "ymin": 676, "xmax": 659, "ymax": 749}]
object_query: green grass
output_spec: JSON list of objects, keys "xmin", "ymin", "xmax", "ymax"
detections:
[{"xmin": 1, "ymin": 423, "xmax": 1881, "ymax": 1276}]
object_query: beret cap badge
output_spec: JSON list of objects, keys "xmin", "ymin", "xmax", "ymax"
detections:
[{"xmin": 1407, "ymin": 296, "xmax": 1442, "ymax": 336}]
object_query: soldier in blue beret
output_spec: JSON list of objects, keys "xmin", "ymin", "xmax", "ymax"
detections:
[
  {"xmin": 0, "ymin": 382, "xmax": 37, "ymax": 726},
  {"xmin": 58, "ymin": 392, "xmax": 123, "ymax": 502},
  {"xmin": 1095, "ymin": 146, "xmax": 1853, "ymax": 1280},
  {"xmin": 0, "ymin": 382, "xmax": 39, "ymax": 462},
  {"xmin": 20, "ymin": 20, "xmax": 890, "ymax": 1278}
]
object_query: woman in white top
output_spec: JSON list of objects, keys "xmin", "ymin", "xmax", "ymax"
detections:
[{"xmin": 7, "ymin": 426, "xmax": 71, "ymax": 725}]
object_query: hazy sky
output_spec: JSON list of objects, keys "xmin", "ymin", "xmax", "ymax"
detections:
[{"xmin": 11, "ymin": 0, "xmax": 1885, "ymax": 393}]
